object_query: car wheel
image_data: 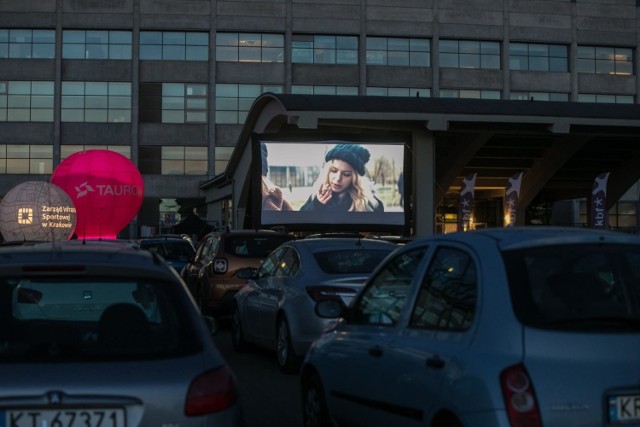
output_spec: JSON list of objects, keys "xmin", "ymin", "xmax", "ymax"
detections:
[
  {"xmin": 302, "ymin": 374, "xmax": 332, "ymax": 427},
  {"xmin": 277, "ymin": 316, "xmax": 301, "ymax": 374},
  {"xmin": 230, "ymin": 305, "xmax": 248, "ymax": 352}
]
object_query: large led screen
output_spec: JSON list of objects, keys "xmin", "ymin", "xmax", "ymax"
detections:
[{"xmin": 257, "ymin": 140, "xmax": 407, "ymax": 230}]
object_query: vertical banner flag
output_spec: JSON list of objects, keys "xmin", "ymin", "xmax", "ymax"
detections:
[
  {"xmin": 457, "ymin": 173, "xmax": 477, "ymax": 232},
  {"xmin": 589, "ymin": 171, "xmax": 610, "ymax": 229},
  {"xmin": 504, "ymin": 172, "xmax": 524, "ymax": 227}
]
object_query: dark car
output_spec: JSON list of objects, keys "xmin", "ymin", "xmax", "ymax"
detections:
[
  {"xmin": 136, "ymin": 236, "xmax": 196, "ymax": 273},
  {"xmin": 181, "ymin": 229, "xmax": 295, "ymax": 317},
  {"xmin": 0, "ymin": 239, "xmax": 243, "ymax": 426}
]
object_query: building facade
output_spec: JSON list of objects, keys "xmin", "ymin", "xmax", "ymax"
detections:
[{"xmin": 0, "ymin": 0, "xmax": 638, "ymax": 237}]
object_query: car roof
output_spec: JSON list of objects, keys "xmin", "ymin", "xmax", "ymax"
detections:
[
  {"xmin": 407, "ymin": 226, "xmax": 640, "ymax": 251},
  {"xmin": 138, "ymin": 237, "xmax": 193, "ymax": 245},
  {"xmin": 289, "ymin": 237, "xmax": 398, "ymax": 252},
  {"xmin": 0, "ymin": 240, "xmax": 175, "ymax": 279}
]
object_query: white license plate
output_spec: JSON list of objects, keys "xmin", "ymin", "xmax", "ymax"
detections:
[
  {"xmin": 3, "ymin": 408, "xmax": 125, "ymax": 427},
  {"xmin": 608, "ymin": 394, "xmax": 640, "ymax": 423}
]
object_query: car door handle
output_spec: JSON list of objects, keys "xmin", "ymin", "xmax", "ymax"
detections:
[
  {"xmin": 368, "ymin": 346, "xmax": 384, "ymax": 358},
  {"xmin": 426, "ymin": 356, "xmax": 445, "ymax": 369}
]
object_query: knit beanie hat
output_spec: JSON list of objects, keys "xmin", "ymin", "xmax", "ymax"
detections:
[
  {"xmin": 261, "ymin": 142, "xmax": 268, "ymax": 176},
  {"xmin": 325, "ymin": 144, "xmax": 370, "ymax": 176}
]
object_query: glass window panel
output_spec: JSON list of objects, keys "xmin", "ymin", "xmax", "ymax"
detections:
[
  {"xmin": 481, "ymin": 42, "xmax": 500, "ymax": 55},
  {"xmin": 440, "ymin": 53, "xmax": 458, "ymax": 68},
  {"xmin": 262, "ymin": 47, "xmax": 283, "ymax": 62},
  {"xmin": 31, "ymin": 109, "xmax": 53, "ymax": 121},
  {"xmin": 460, "ymin": 54, "xmax": 480, "ymax": 68},
  {"xmin": 62, "ymin": 82, "xmax": 85, "ymax": 95},
  {"xmin": 31, "ymin": 95, "xmax": 53, "ymax": 108},
  {"xmin": 109, "ymin": 44, "xmax": 132, "ymax": 59},
  {"xmin": 110, "ymin": 31, "xmax": 131, "ymax": 44},
  {"xmin": 85, "ymin": 82, "xmax": 107, "ymax": 95},
  {"xmin": 186, "ymin": 111, "xmax": 206, "ymax": 122},
  {"xmin": 263, "ymin": 85, "xmax": 282, "ymax": 93},
  {"xmin": 238, "ymin": 85, "xmax": 260, "ymax": 97},
  {"xmin": 86, "ymin": 31, "xmax": 108, "ymax": 44},
  {"xmin": 140, "ymin": 45, "xmax": 162, "ymax": 60},
  {"xmin": 187, "ymin": 84, "xmax": 206, "ymax": 96},
  {"xmin": 84, "ymin": 109, "xmax": 108, "ymax": 122},
  {"xmin": 481, "ymin": 55, "xmax": 500, "ymax": 69},
  {"xmin": 63, "ymin": 44, "xmax": 85, "ymax": 59},
  {"xmin": 86, "ymin": 44, "xmax": 108, "ymax": 59},
  {"xmin": 459, "ymin": 41, "xmax": 480, "ymax": 54},
  {"xmin": 186, "ymin": 32, "xmax": 208, "ymax": 45},
  {"xmin": 439, "ymin": 40, "xmax": 458, "ymax": 53},
  {"xmin": 7, "ymin": 159, "xmax": 29, "ymax": 173},
  {"xmin": 215, "ymin": 111, "xmax": 237, "ymax": 123},
  {"xmin": 292, "ymin": 48, "xmax": 313, "ymax": 63},
  {"xmin": 410, "ymin": 51, "xmax": 429, "ymax": 67},
  {"xmin": 63, "ymin": 30, "xmax": 85, "ymax": 43},
  {"xmin": 291, "ymin": 85, "xmax": 313, "ymax": 94},
  {"xmin": 109, "ymin": 96, "xmax": 131, "ymax": 109},
  {"xmin": 0, "ymin": 30, "xmax": 8, "ymax": 42},
  {"xmin": 388, "ymin": 38, "xmax": 409, "ymax": 51},
  {"xmin": 576, "ymin": 58, "xmax": 594, "ymax": 73},
  {"xmin": 162, "ymin": 96, "xmax": 184, "ymax": 109},
  {"xmin": 108, "ymin": 109, "xmax": 131, "ymax": 122},
  {"xmin": 30, "ymin": 158, "xmax": 52, "ymax": 174},
  {"xmin": 109, "ymin": 83, "xmax": 131, "ymax": 96},
  {"xmin": 216, "ymin": 46, "xmax": 238, "ymax": 61},
  {"xmin": 529, "ymin": 57, "xmax": 549, "ymax": 71},
  {"xmin": 262, "ymin": 34, "xmax": 283, "ymax": 47},
  {"xmin": 528, "ymin": 44, "xmax": 548, "ymax": 57},
  {"xmin": 10, "ymin": 30, "xmax": 32, "ymax": 43},
  {"xmin": 240, "ymin": 47, "xmax": 261, "ymax": 62},
  {"xmin": 509, "ymin": 43, "xmax": 528, "ymax": 56},
  {"xmin": 240, "ymin": 33, "xmax": 261, "ymax": 47},
  {"xmin": 9, "ymin": 82, "xmax": 31, "ymax": 95},
  {"xmin": 578, "ymin": 94, "xmax": 596, "ymax": 102},
  {"xmin": 337, "ymin": 50, "xmax": 357, "ymax": 64},
  {"xmin": 0, "ymin": 145, "xmax": 5, "ymax": 156},
  {"xmin": 410, "ymin": 39, "xmax": 429, "ymax": 51},
  {"xmin": 617, "ymin": 61, "xmax": 632, "ymax": 75},
  {"xmin": 315, "ymin": 36, "xmax": 335, "ymax": 49},
  {"xmin": 0, "ymin": 44, "xmax": 8, "ymax": 58},
  {"xmin": 596, "ymin": 61, "xmax": 615, "ymax": 74},
  {"xmin": 314, "ymin": 86, "xmax": 336, "ymax": 95},
  {"xmin": 216, "ymin": 98, "xmax": 238, "ymax": 110},
  {"xmin": 162, "ymin": 159, "xmax": 184, "ymax": 175},
  {"xmin": 549, "ymin": 45, "xmax": 567, "ymax": 58},
  {"xmin": 549, "ymin": 93, "xmax": 569, "ymax": 101},
  {"xmin": 61, "ymin": 109, "xmax": 84, "ymax": 122},
  {"xmin": 186, "ymin": 98, "xmax": 206, "ymax": 109},
  {"xmin": 61, "ymin": 96, "xmax": 84, "ymax": 108},
  {"xmin": 31, "ymin": 82, "xmax": 53, "ymax": 95},
  {"xmin": 184, "ymin": 160, "xmax": 207, "ymax": 175},
  {"xmin": 7, "ymin": 145, "xmax": 29, "ymax": 157},
  {"xmin": 32, "ymin": 44, "xmax": 54, "ymax": 59},
  {"xmin": 163, "ymin": 45, "xmax": 185, "ymax": 60},
  {"xmin": 315, "ymin": 49, "xmax": 334, "ymax": 64},
  {"xmin": 162, "ymin": 110, "xmax": 184, "ymax": 123},
  {"xmin": 595, "ymin": 47, "xmax": 614, "ymax": 60},
  {"xmin": 238, "ymin": 98, "xmax": 255, "ymax": 111},
  {"xmin": 163, "ymin": 32, "xmax": 186, "ymax": 45},
  {"xmin": 217, "ymin": 33, "xmax": 238, "ymax": 46},
  {"xmin": 8, "ymin": 95, "xmax": 30, "ymax": 108},
  {"xmin": 163, "ymin": 146, "xmax": 184, "ymax": 160},
  {"xmin": 186, "ymin": 45, "xmax": 208, "ymax": 61},
  {"xmin": 388, "ymin": 51, "xmax": 409, "ymax": 66},
  {"xmin": 337, "ymin": 36, "xmax": 357, "ymax": 49},
  {"xmin": 140, "ymin": 31, "xmax": 162, "ymax": 44},
  {"xmin": 337, "ymin": 86, "xmax": 358, "ymax": 95},
  {"xmin": 9, "ymin": 44, "xmax": 31, "ymax": 58},
  {"xmin": 185, "ymin": 146, "xmax": 207, "ymax": 160},
  {"xmin": 85, "ymin": 95, "xmax": 108, "ymax": 108},
  {"xmin": 30, "ymin": 144, "xmax": 53, "ymax": 157},
  {"xmin": 549, "ymin": 57, "xmax": 567, "ymax": 72},
  {"xmin": 163, "ymin": 83, "xmax": 184, "ymax": 96}
]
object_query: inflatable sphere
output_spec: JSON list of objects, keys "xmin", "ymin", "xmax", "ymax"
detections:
[
  {"xmin": 51, "ymin": 150, "xmax": 144, "ymax": 240},
  {"xmin": 0, "ymin": 181, "xmax": 77, "ymax": 242}
]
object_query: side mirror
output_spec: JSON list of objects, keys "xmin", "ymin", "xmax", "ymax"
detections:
[
  {"xmin": 202, "ymin": 315, "xmax": 218, "ymax": 336},
  {"xmin": 315, "ymin": 299, "xmax": 345, "ymax": 319}
]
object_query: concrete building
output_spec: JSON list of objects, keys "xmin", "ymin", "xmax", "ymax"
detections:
[{"xmin": 0, "ymin": 0, "xmax": 639, "ymax": 237}]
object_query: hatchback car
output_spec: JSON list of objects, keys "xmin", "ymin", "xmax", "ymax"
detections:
[
  {"xmin": 301, "ymin": 227, "xmax": 640, "ymax": 427},
  {"xmin": 136, "ymin": 236, "xmax": 196, "ymax": 273},
  {"xmin": 0, "ymin": 240, "xmax": 243, "ymax": 427},
  {"xmin": 231, "ymin": 237, "xmax": 397, "ymax": 373},
  {"xmin": 181, "ymin": 229, "xmax": 295, "ymax": 317}
]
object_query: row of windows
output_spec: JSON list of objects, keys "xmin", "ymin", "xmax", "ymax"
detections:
[
  {"xmin": 1, "ymin": 29, "xmax": 634, "ymax": 75},
  {"xmin": 1, "ymin": 81, "xmax": 635, "ymax": 124},
  {"xmin": 0, "ymin": 144, "xmax": 207, "ymax": 175}
]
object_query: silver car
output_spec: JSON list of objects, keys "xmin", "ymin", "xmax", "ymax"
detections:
[
  {"xmin": 0, "ymin": 240, "xmax": 243, "ymax": 427},
  {"xmin": 230, "ymin": 237, "xmax": 397, "ymax": 373},
  {"xmin": 301, "ymin": 227, "xmax": 640, "ymax": 427}
]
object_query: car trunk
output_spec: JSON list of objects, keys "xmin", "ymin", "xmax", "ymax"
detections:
[{"xmin": 523, "ymin": 326, "xmax": 640, "ymax": 427}]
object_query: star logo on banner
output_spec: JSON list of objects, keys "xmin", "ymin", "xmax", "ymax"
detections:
[{"xmin": 594, "ymin": 197, "xmax": 604, "ymax": 207}]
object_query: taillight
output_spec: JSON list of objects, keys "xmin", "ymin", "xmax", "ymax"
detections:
[
  {"xmin": 185, "ymin": 366, "xmax": 238, "ymax": 416},
  {"xmin": 306, "ymin": 286, "xmax": 356, "ymax": 305},
  {"xmin": 17, "ymin": 288, "xmax": 43, "ymax": 304},
  {"xmin": 500, "ymin": 364, "xmax": 541, "ymax": 427}
]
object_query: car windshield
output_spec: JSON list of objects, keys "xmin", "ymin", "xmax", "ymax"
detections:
[
  {"xmin": 503, "ymin": 243, "xmax": 640, "ymax": 330},
  {"xmin": 225, "ymin": 235, "xmax": 293, "ymax": 258},
  {"xmin": 314, "ymin": 249, "xmax": 393, "ymax": 275},
  {"xmin": 0, "ymin": 276, "xmax": 201, "ymax": 362}
]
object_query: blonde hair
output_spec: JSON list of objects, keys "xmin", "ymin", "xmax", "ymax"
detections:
[{"xmin": 311, "ymin": 161, "xmax": 379, "ymax": 212}]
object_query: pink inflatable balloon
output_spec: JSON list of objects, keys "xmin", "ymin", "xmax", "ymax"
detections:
[{"xmin": 51, "ymin": 150, "xmax": 144, "ymax": 240}]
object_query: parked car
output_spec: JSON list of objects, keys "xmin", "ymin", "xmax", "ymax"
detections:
[
  {"xmin": 231, "ymin": 237, "xmax": 397, "ymax": 373},
  {"xmin": 136, "ymin": 236, "xmax": 196, "ymax": 274},
  {"xmin": 181, "ymin": 229, "xmax": 295, "ymax": 317},
  {"xmin": 0, "ymin": 240, "xmax": 243, "ymax": 427},
  {"xmin": 300, "ymin": 226, "xmax": 640, "ymax": 427}
]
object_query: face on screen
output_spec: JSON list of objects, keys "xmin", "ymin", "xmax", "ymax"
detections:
[{"xmin": 259, "ymin": 141, "xmax": 406, "ymax": 228}]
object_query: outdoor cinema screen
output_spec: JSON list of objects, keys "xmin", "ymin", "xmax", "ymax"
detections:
[{"xmin": 258, "ymin": 140, "xmax": 407, "ymax": 229}]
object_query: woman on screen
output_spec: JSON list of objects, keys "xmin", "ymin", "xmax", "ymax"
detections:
[{"xmin": 300, "ymin": 143, "xmax": 384, "ymax": 212}]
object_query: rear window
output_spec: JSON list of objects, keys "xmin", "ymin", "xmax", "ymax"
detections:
[
  {"xmin": 503, "ymin": 243, "xmax": 640, "ymax": 330},
  {"xmin": 314, "ymin": 249, "xmax": 392, "ymax": 274},
  {"xmin": 139, "ymin": 241, "xmax": 195, "ymax": 261},
  {"xmin": 225, "ymin": 235, "xmax": 294, "ymax": 258},
  {"xmin": 0, "ymin": 277, "xmax": 201, "ymax": 362}
]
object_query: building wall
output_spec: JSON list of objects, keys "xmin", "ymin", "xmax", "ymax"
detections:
[{"xmin": 0, "ymin": 0, "xmax": 638, "ymax": 233}]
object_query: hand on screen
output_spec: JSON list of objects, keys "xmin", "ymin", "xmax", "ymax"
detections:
[{"xmin": 317, "ymin": 183, "xmax": 332, "ymax": 205}]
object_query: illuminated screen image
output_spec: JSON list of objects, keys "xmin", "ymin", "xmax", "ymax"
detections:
[{"xmin": 258, "ymin": 140, "xmax": 406, "ymax": 229}]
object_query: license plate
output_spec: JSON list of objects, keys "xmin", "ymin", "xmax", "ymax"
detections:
[
  {"xmin": 2, "ymin": 408, "xmax": 125, "ymax": 427},
  {"xmin": 608, "ymin": 394, "xmax": 640, "ymax": 423}
]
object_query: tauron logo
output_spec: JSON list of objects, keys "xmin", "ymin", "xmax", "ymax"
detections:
[{"xmin": 75, "ymin": 182, "xmax": 94, "ymax": 199}]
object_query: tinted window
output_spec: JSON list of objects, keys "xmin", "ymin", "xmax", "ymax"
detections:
[
  {"xmin": 139, "ymin": 241, "xmax": 195, "ymax": 261},
  {"xmin": 225, "ymin": 235, "xmax": 293, "ymax": 258},
  {"xmin": 0, "ymin": 277, "xmax": 201, "ymax": 362},
  {"xmin": 314, "ymin": 249, "xmax": 392, "ymax": 274},
  {"xmin": 410, "ymin": 247, "xmax": 477, "ymax": 330},
  {"xmin": 352, "ymin": 248, "xmax": 426, "ymax": 326},
  {"xmin": 503, "ymin": 244, "xmax": 640, "ymax": 329}
]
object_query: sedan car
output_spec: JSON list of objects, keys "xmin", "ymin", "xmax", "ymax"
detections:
[
  {"xmin": 231, "ymin": 237, "xmax": 397, "ymax": 373},
  {"xmin": 181, "ymin": 229, "xmax": 295, "ymax": 317},
  {"xmin": 0, "ymin": 240, "xmax": 243, "ymax": 427},
  {"xmin": 301, "ymin": 226, "xmax": 640, "ymax": 427},
  {"xmin": 136, "ymin": 236, "xmax": 196, "ymax": 274}
]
